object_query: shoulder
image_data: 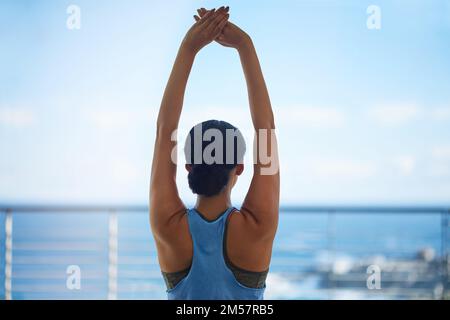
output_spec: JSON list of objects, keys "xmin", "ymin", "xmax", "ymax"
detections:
[
  {"xmin": 227, "ymin": 207, "xmax": 278, "ymax": 242},
  {"xmin": 225, "ymin": 208, "xmax": 276, "ymax": 272},
  {"xmin": 150, "ymin": 204, "xmax": 188, "ymax": 240},
  {"xmin": 151, "ymin": 207, "xmax": 192, "ymax": 273}
]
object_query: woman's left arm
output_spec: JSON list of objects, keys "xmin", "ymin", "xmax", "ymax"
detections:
[{"xmin": 150, "ymin": 8, "xmax": 229, "ymax": 239}]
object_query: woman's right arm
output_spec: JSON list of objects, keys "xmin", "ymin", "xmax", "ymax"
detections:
[
  {"xmin": 198, "ymin": 8, "xmax": 280, "ymax": 236},
  {"xmin": 196, "ymin": 10, "xmax": 280, "ymax": 270}
]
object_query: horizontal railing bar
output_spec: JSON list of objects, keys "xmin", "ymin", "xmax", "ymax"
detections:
[
  {"xmin": 0, "ymin": 205, "xmax": 448, "ymax": 214},
  {"xmin": 7, "ymin": 287, "xmax": 437, "ymax": 295},
  {"xmin": 0, "ymin": 205, "xmax": 148, "ymax": 213},
  {"xmin": 280, "ymin": 206, "xmax": 449, "ymax": 213}
]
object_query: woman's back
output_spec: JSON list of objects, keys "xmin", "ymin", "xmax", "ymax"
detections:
[{"xmin": 166, "ymin": 208, "xmax": 265, "ymax": 300}]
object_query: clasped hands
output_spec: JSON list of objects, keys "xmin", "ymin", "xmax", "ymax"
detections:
[{"xmin": 182, "ymin": 6, "xmax": 251, "ymax": 54}]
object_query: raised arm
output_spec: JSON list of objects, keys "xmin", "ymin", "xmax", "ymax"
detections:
[
  {"xmin": 237, "ymin": 33, "xmax": 280, "ymax": 238},
  {"xmin": 197, "ymin": 8, "xmax": 280, "ymax": 238},
  {"xmin": 150, "ymin": 9, "xmax": 230, "ymax": 235},
  {"xmin": 198, "ymin": 7, "xmax": 280, "ymax": 240}
]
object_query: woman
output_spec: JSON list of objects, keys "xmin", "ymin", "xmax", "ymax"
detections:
[{"xmin": 150, "ymin": 6, "xmax": 279, "ymax": 300}]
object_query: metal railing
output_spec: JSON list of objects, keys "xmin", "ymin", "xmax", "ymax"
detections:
[{"xmin": 0, "ymin": 205, "xmax": 449, "ymax": 300}]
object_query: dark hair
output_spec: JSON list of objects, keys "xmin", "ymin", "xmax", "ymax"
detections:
[{"xmin": 184, "ymin": 120, "xmax": 246, "ymax": 197}]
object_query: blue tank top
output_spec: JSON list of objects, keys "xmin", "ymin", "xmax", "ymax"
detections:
[{"xmin": 167, "ymin": 207, "xmax": 265, "ymax": 300}]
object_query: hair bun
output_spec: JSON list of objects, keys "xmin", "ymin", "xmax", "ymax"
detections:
[{"xmin": 188, "ymin": 164, "xmax": 230, "ymax": 197}]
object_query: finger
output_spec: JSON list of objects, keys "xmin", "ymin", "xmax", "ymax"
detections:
[
  {"xmin": 200, "ymin": 8, "xmax": 207, "ymax": 17},
  {"xmin": 205, "ymin": 11, "xmax": 228, "ymax": 33},
  {"xmin": 197, "ymin": 8, "xmax": 215, "ymax": 25},
  {"xmin": 199, "ymin": 10, "xmax": 222, "ymax": 31},
  {"xmin": 205, "ymin": 7, "xmax": 226, "ymax": 26},
  {"xmin": 193, "ymin": 15, "xmax": 200, "ymax": 22},
  {"xmin": 199, "ymin": 8, "xmax": 213, "ymax": 18},
  {"xmin": 213, "ymin": 14, "xmax": 229, "ymax": 37},
  {"xmin": 209, "ymin": 13, "xmax": 229, "ymax": 37},
  {"xmin": 214, "ymin": 9, "xmax": 229, "ymax": 25},
  {"xmin": 211, "ymin": 6, "xmax": 225, "ymax": 17},
  {"xmin": 196, "ymin": 8, "xmax": 206, "ymax": 19}
]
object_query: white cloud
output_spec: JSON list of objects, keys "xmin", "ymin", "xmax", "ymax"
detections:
[
  {"xmin": 180, "ymin": 104, "xmax": 250, "ymax": 130},
  {"xmin": 368, "ymin": 103, "xmax": 420, "ymax": 126},
  {"xmin": 430, "ymin": 107, "xmax": 450, "ymax": 121},
  {"xmin": 84, "ymin": 109, "xmax": 136, "ymax": 130},
  {"xmin": 83, "ymin": 108, "xmax": 152, "ymax": 131},
  {"xmin": 428, "ymin": 164, "xmax": 450, "ymax": 177},
  {"xmin": 431, "ymin": 146, "xmax": 450, "ymax": 160},
  {"xmin": 0, "ymin": 108, "xmax": 35, "ymax": 127},
  {"xmin": 428, "ymin": 146, "xmax": 450, "ymax": 177},
  {"xmin": 392, "ymin": 155, "xmax": 416, "ymax": 176},
  {"xmin": 177, "ymin": 105, "xmax": 255, "ymax": 148},
  {"xmin": 309, "ymin": 158, "xmax": 377, "ymax": 180},
  {"xmin": 110, "ymin": 158, "xmax": 140, "ymax": 184},
  {"xmin": 278, "ymin": 106, "xmax": 346, "ymax": 128}
]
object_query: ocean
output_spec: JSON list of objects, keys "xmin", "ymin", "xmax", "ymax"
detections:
[{"xmin": 0, "ymin": 209, "xmax": 444, "ymax": 299}]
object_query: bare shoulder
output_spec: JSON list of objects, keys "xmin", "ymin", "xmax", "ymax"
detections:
[
  {"xmin": 226, "ymin": 208, "xmax": 277, "ymax": 272},
  {"xmin": 151, "ymin": 207, "xmax": 193, "ymax": 273}
]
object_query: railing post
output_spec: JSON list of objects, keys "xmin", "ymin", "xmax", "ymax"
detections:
[
  {"xmin": 441, "ymin": 210, "xmax": 449, "ymax": 299},
  {"xmin": 5, "ymin": 209, "xmax": 13, "ymax": 300},
  {"xmin": 327, "ymin": 210, "xmax": 336, "ymax": 300},
  {"xmin": 107, "ymin": 210, "xmax": 118, "ymax": 300}
]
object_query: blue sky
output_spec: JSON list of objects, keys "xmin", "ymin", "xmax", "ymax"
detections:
[{"xmin": 1, "ymin": 0, "xmax": 450, "ymax": 205}]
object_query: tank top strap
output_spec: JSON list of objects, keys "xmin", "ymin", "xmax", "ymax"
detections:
[
  {"xmin": 222, "ymin": 206, "xmax": 236, "ymax": 221},
  {"xmin": 187, "ymin": 207, "xmax": 236, "ymax": 224}
]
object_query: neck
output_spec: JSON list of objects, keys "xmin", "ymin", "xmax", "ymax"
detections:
[{"xmin": 195, "ymin": 192, "xmax": 231, "ymax": 221}]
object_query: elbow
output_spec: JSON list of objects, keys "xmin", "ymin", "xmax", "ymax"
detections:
[
  {"xmin": 269, "ymin": 111, "xmax": 276, "ymax": 129},
  {"xmin": 254, "ymin": 112, "xmax": 276, "ymax": 130},
  {"xmin": 155, "ymin": 121, "xmax": 176, "ymax": 138},
  {"xmin": 256, "ymin": 120, "xmax": 275, "ymax": 131}
]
